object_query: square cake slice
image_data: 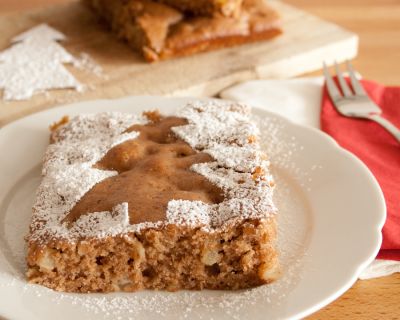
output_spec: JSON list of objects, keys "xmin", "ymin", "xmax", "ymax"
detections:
[
  {"xmin": 26, "ymin": 101, "xmax": 279, "ymax": 293},
  {"xmin": 84, "ymin": 0, "xmax": 282, "ymax": 62}
]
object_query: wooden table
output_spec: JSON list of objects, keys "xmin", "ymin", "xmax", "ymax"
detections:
[{"xmin": 0, "ymin": 1, "xmax": 399, "ymax": 319}]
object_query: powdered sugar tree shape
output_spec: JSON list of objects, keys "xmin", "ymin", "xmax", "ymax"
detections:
[{"xmin": 0, "ymin": 24, "xmax": 82, "ymax": 101}]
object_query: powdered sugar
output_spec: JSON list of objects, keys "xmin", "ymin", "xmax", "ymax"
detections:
[
  {"xmin": 167, "ymin": 200, "xmax": 211, "ymax": 226},
  {"xmin": 172, "ymin": 102, "xmax": 257, "ymax": 149},
  {"xmin": 0, "ymin": 24, "xmax": 83, "ymax": 101},
  {"xmin": 168, "ymin": 101, "xmax": 276, "ymax": 229},
  {"xmin": 74, "ymin": 52, "xmax": 106, "ymax": 80},
  {"xmin": 27, "ymin": 101, "xmax": 276, "ymax": 243},
  {"xmin": 189, "ymin": 163, "xmax": 276, "ymax": 227},
  {"xmin": 29, "ymin": 112, "xmax": 147, "ymax": 242},
  {"xmin": 204, "ymin": 144, "xmax": 263, "ymax": 172},
  {"xmin": 72, "ymin": 203, "xmax": 130, "ymax": 238}
]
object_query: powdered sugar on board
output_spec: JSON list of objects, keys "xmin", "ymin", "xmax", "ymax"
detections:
[
  {"xmin": 0, "ymin": 111, "xmax": 312, "ymax": 319},
  {"xmin": 0, "ymin": 24, "xmax": 103, "ymax": 101}
]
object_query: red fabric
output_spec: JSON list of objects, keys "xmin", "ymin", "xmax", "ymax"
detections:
[{"xmin": 321, "ymin": 78, "xmax": 400, "ymax": 261}]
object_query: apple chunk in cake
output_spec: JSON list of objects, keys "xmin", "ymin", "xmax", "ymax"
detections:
[{"xmin": 26, "ymin": 101, "xmax": 279, "ymax": 292}]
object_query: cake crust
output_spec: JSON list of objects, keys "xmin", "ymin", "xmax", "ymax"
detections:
[{"xmin": 26, "ymin": 101, "xmax": 279, "ymax": 292}]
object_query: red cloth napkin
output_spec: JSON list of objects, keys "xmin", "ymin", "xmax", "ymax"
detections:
[{"xmin": 321, "ymin": 78, "xmax": 400, "ymax": 261}]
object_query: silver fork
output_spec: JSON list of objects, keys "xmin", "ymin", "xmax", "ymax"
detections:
[{"xmin": 323, "ymin": 61, "xmax": 400, "ymax": 143}]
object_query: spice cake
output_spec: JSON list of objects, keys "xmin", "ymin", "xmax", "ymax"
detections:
[
  {"xmin": 84, "ymin": 0, "xmax": 282, "ymax": 62},
  {"xmin": 26, "ymin": 101, "xmax": 279, "ymax": 293}
]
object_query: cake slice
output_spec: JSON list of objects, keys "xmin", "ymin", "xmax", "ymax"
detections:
[
  {"xmin": 84, "ymin": 0, "xmax": 282, "ymax": 62},
  {"xmin": 26, "ymin": 101, "xmax": 279, "ymax": 293},
  {"xmin": 156, "ymin": 0, "xmax": 243, "ymax": 17}
]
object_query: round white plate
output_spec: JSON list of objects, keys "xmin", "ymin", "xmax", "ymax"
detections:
[{"xmin": 0, "ymin": 96, "xmax": 385, "ymax": 320}]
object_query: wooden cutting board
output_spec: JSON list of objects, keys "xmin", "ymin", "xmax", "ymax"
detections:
[{"xmin": 0, "ymin": 0, "xmax": 358, "ymax": 125}]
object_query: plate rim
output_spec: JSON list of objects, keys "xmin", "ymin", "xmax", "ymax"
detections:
[{"xmin": 0, "ymin": 95, "xmax": 386, "ymax": 320}]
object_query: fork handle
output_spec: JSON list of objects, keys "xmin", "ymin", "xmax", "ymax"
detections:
[{"xmin": 366, "ymin": 114, "xmax": 400, "ymax": 143}]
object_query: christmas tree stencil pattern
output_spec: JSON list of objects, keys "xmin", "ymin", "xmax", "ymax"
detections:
[{"xmin": 0, "ymin": 24, "xmax": 82, "ymax": 101}]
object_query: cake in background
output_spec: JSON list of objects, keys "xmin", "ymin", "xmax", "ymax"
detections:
[{"xmin": 84, "ymin": 0, "xmax": 282, "ymax": 62}]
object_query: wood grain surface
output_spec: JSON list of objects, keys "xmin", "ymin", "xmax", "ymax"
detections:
[
  {"xmin": 0, "ymin": 1, "xmax": 399, "ymax": 319},
  {"xmin": 286, "ymin": 0, "xmax": 400, "ymax": 87}
]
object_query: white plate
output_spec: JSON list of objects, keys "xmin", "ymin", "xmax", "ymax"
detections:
[{"xmin": 0, "ymin": 96, "xmax": 385, "ymax": 320}]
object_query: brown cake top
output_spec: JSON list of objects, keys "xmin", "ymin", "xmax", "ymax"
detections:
[
  {"xmin": 28, "ymin": 101, "xmax": 276, "ymax": 243},
  {"xmin": 65, "ymin": 116, "xmax": 224, "ymax": 225},
  {"xmin": 109, "ymin": 0, "xmax": 281, "ymax": 61}
]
